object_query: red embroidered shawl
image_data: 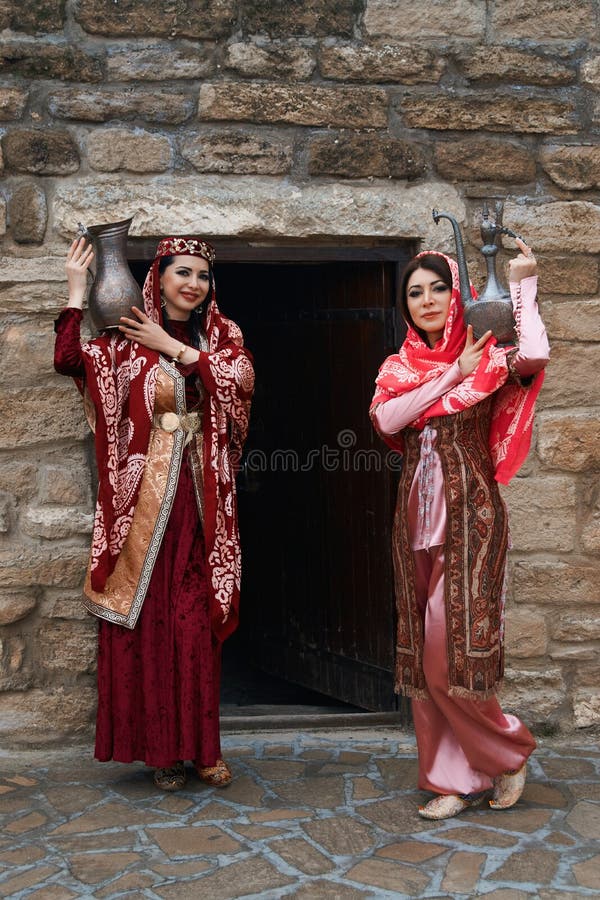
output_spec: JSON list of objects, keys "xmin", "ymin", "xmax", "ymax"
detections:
[
  {"xmin": 82, "ymin": 236, "xmax": 253, "ymax": 640},
  {"xmin": 370, "ymin": 251, "xmax": 544, "ymax": 484}
]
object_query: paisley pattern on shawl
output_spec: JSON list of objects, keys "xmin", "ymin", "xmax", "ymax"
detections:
[
  {"xmin": 80, "ymin": 334, "xmax": 159, "ymax": 592},
  {"xmin": 370, "ymin": 250, "xmax": 544, "ymax": 485},
  {"xmin": 142, "ymin": 242, "xmax": 253, "ymax": 640}
]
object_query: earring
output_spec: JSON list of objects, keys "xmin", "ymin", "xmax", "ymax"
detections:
[{"xmin": 160, "ymin": 292, "xmax": 167, "ymax": 309}]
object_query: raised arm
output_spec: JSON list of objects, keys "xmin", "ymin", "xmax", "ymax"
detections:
[{"xmin": 508, "ymin": 239, "xmax": 550, "ymax": 377}]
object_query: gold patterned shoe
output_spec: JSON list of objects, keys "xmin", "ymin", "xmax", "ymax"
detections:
[
  {"xmin": 418, "ymin": 792, "xmax": 484, "ymax": 820},
  {"xmin": 154, "ymin": 761, "xmax": 186, "ymax": 792},
  {"xmin": 197, "ymin": 758, "xmax": 232, "ymax": 788},
  {"xmin": 489, "ymin": 762, "xmax": 526, "ymax": 810}
]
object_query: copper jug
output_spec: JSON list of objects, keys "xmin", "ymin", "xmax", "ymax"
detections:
[
  {"xmin": 432, "ymin": 201, "xmax": 520, "ymax": 346},
  {"xmin": 77, "ymin": 217, "xmax": 144, "ymax": 331}
]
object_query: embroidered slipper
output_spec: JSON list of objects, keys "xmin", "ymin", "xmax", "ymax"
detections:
[
  {"xmin": 418, "ymin": 792, "xmax": 485, "ymax": 820},
  {"xmin": 197, "ymin": 758, "xmax": 232, "ymax": 788},
  {"xmin": 154, "ymin": 762, "xmax": 186, "ymax": 792},
  {"xmin": 489, "ymin": 762, "xmax": 527, "ymax": 810}
]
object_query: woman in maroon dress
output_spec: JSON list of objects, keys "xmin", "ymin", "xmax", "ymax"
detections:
[{"xmin": 54, "ymin": 235, "xmax": 254, "ymax": 791}]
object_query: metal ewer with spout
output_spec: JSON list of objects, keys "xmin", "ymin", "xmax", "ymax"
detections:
[
  {"xmin": 432, "ymin": 201, "xmax": 522, "ymax": 346},
  {"xmin": 76, "ymin": 217, "xmax": 144, "ymax": 332}
]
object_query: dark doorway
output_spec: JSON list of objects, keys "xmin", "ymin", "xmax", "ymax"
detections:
[{"xmin": 130, "ymin": 242, "xmax": 412, "ymax": 717}]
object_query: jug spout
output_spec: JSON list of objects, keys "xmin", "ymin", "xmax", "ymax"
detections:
[
  {"xmin": 432, "ymin": 202, "xmax": 517, "ymax": 346},
  {"xmin": 78, "ymin": 217, "xmax": 144, "ymax": 332},
  {"xmin": 432, "ymin": 209, "xmax": 472, "ymax": 309}
]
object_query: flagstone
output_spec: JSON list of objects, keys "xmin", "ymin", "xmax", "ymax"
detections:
[
  {"xmin": 346, "ymin": 858, "xmax": 431, "ymax": 895},
  {"xmin": 441, "ymin": 850, "xmax": 486, "ymax": 893},
  {"xmin": 95, "ymin": 871, "xmax": 157, "ymax": 897},
  {"xmin": 48, "ymin": 831, "xmax": 137, "ymax": 852},
  {"xmin": 458, "ymin": 806, "xmax": 553, "ymax": 832},
  {"xmin": 0, "ymin": 785, "xmax": 16, "ymax": 794},
  {"xmin": 539, "ymin": 757, "xmax": 596, "ymax": 779},
  {"xmin": 6, "ymin": 775, "xmax": 37, "ymax": 786},
  {"xmin": 0, "ymin": 865, "xmax": 60, "ymax": 895},
  {"xmin": 44, "ymin": 785, "xmax": 105, "ymax": 815},
  {"xmin": 441, "ymin": 825, "xmax": 518, "ymax": 847},
  {"xmin": 0, "ymin": 846, "xmax": 46, "ymax": 865},
  {"xmin": 27, "ymin": 886, "xmax": 78, "ymax": 900},
  {"xmin": 566, "ymin": 800, "xmax": 600, "ymax": 839},
  {"xmin": 232, "ymin": 823, "xmax": 285, "ymax": 839},
  {"xmin": 375, "ymin": 758, "xmax": 419, "ymax": 789},
  {"xmin": 68, "ymin": 851, "xmax": 139, "ymax": 884},
  {"xmin": 249, "ymin": 808, "xmax": 311, "ymax": 823},
  {"xmin": 263, "ymin": 744, "xmax": 295, "ymax": 756},
  {"xmin": 153, "ymin": 856, "xmax": 293, "ymax": 898},
  {"xmin": 490, "ymin": 849, "xmax": 559, "ymax": 884},
  {"xmin": 351, "ymin": 777, "xmax": 384, "ymax": 800},
  {"xmin": 299, "ymin": 749, "xmax": 331, "ymax": 760},
  {"xmin": 522, "ymin": 782, "xmax": 569, "ymax": 807},
  {"xmin": 270, "ymin": 836, "xmax": 335, "ymax": 875},
  {"xmin": 157, "ymin": 794, "xmax": 194, "ymax": 814},
  {"xmin": 206, "ymin": 774, "xmax": 266, "ymax": 806},
  {"xmin": 191, "ymin": 800, "xmax": 236, "ymax": 821},
  {"xmin": 355, "ymin": 796, "xmax": 433, "ymax": 833},
  {"xmin": 147, "ymin": 824, "xmax": 243, "ymax": 857},
  {"xmin": 150, "ymin": 860, "xmax": 211, "ymax": 877},
  {"xmin": 49, "ymin": 800, "xmax": 164, "ymax": 834},
  {"xmin": 376, "ymin": 840, "xmax": 447, "ymax": 862},
  {"xmin": 545, "ymin": 830, "xmax": 577, "ymax": 845},
  {"xmin": 272, "ymin": 776, "xmax": 345, "ymax": 808},
  {"xmin": 482, "ymin": 891, "xmax": 530, "ymax": 899},
  {"xmin": 291, "ymin": 881, "xmax": 369, "ymax": 898},
  {"xmin": 568, "ymin": 782, "xmax": 600, "ymax": 801},
  {"xmin": 338, "ymin": 751, "xmax": 370, "ymax": 765},
  {"xmin": 245, "ymin": 759, "xmax": 306, "ymax": 780},
  {"xmin": 5, "ymin": 811, "xmax": 47, "ymax": 833},
  {"xmin": 302, "ymin": 815, "xmax": 375, "ymax": 856}
]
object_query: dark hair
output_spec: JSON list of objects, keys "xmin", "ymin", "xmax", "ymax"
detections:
[
  {"xmin": 399, "ymin": 253, "xmax": 453, "ymax": 340},
  {"xmin": 158, "ymin": 254, "xmax": 213, "ymax": 349}
]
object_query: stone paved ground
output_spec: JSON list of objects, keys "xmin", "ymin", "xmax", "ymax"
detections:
[{"xmin": 1, "ymin": 728, "xmax": 600, "ymax": 899}]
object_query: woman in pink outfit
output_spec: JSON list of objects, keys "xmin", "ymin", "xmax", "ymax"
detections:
[{"xmin": 370, "ymin": 239, "xmax": 549, "ymax": 820}]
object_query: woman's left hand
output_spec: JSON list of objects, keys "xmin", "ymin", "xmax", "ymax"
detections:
[
  {"xmin": 509, "ymin": 237, "xmax": 537, "ymax": 282},
  {"xmin": 119, "ymin": 307, "xmax": 179, "ymax": 357}
]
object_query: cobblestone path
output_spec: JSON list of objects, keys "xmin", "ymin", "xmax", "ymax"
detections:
[{"xmin": 1, "ymin": 729, "xmax": 599, "ymax": 898}]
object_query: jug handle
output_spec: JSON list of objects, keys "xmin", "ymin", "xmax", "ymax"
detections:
[{"xmin": 75, "ymin": 223, "xmax": 96, "ymax": 279}]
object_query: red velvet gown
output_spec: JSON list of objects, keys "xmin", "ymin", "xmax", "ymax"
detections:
[{"xmin": 55, "ymin": 311, "xmax": 222, "ymax": 768}]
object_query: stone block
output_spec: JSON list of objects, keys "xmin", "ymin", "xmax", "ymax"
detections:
[
  {"xmin": 1, "ymin": 319, "xmax": 62, "ymax": 385},
  {"xmin": 0, "ymin": 0, "xmax": 65, "ymax": 33},
  {"xmin": 0, "ymin": 493, "xmax": 11, "ymax": 532},
  {"xmin": 400, "ymin": 93, "xmax": 578, "ymax": 134},
  {"xmin": 581, "ymin": 55, "xmax": 600, "ymax": 91},
  {"xmin": 0, "ymin": 545, "xmax": 88, "ymax": 588},
  {"xmin": 434, "ymin": 138, "xmax": 535, "ymax": 183},
  {"xmin": 37, "ymin": 620, "xmax": 97, "ymax": 674},
  {"xmin": 0, "ymin": 387, "xmax": 88, "ymax": 448},
  {"xmin": 241, "ymin": 0, "xmax": 360, "ymax": 37},
  {"xmin": 490, "ymin": 849, "xmax": 559, "ymax": 885},
  {"xmin": 22, "ymin": 506, "xmax": 93, "ymax": 540},
  {"xmin": 198, "ymin": 83, "xmax": 388, "ymax": 128},
  {"xmin": 0, "ymin": 39, "xmax": 104, "ymax": 81},
  {"xmin": 319, "ymin": 41, "xmax": 444, "ymax": 83},
  {"xmin": 87, "ymin": 128, "xmax": 172, "ymax": 173},
  {"xmin": 52, "ymin": 175, "xmax": 465, "ymax": 251},
  {"xmin": 551, "ymin": 613, "xmax": 600, "ymax": 642},
  {"xmin": 40, "ymin": 463, "xmax": 92, "ymax": 507},
  {"xmin": 514, "ymin": 560, "xmax": 600, "ymax": 606},
  {"xmin": 308, "ymin": 134, "xmax": 427, "ymax": 179},
  {"xmin": 0, "ymin": 256, "xmax": 67, "ymax": 283},
  {"xmin": 224, "ymin": 40, "xmax": 315, "ymax": 80},
  {"xmin": 505, "ymin": 201, "xmax": 600, "ymax": 253},
  {"xmin": 40, "ymin": 589, "xmax": 90, "ymax": 620},
  {"xmin": 107, "ymin": 42, "xmax": 214, "ymax": 81},
  {"xmin": 505, "ymin": 606, "xmax": 548, "ymax": 658},
  {"xmin": 441, "ymin": 851, "xmax": 486, "ymax": 894},
  {"xmin": 500, "ymin": 666, "xmax": 565, "ymax": 722},
  {"xmin": 501, "ymin": 476, "xmax": 576, "ymax": 552},
  {"xmin": 0, "ymin": 284, "xmax": 69, "ymax": 315},
  {"xmin": 180, "ymin": 129, "xmax": 292, "ymax": 174},
  {"xmin": 537, "ymin": 410, "xmax": 600, "ymax": 472},
  {"xmin": 2, "ymin": 129, "xmax": 79, "ymax": 175},
  {"xmin": 582, "ymin": 483, "xmax": 600, "ymax": 552},
  {"xmin": 346, "ymin": 858, "xmax": 430, "ymax": 894},
  {"xmin": 460, "ymin": 47, "xmax": 574, "ymax": 85},
  {"xmin": 47, "ymin": 88, "xmax": 195, "ymax": 124},
  {"xmin": 303, "ymin": 815, "xmax": 375, "ymax": 856},
  {"xmin": 539, "ymin": 342, "xmax": 598, "ymax": 409},
  {"xmin": 0, "ymin": 87, "xmax": 28, "ymax": 120},
  {"xmin": 0, "ymin": 636, "xmax": 27, "ymax": 690},
  {"xmin": 573, "ymin": 692, "xmax": 600, "ymax": 728},
  {"xmin": 0, "ymin": 592, "xmax": 37, "ymax": 626},
  {"xmin": 364, "ymin": 0, "xmax": 484, "ymax": 38},
  {"xmin": 540, "ymin": 145, "xmax": 600, "ymax": 190},
  {"xmin": 0, "ymin": 196, "xmax": 5, "ymax": 236},
  {"xmin": 542, "ymin": 299, "xmax": 600, "ymax": 341},
  {"xmin": 0, "ymin": 461, "xmax": 37, "ymax": 499},
  {"xmin": 0, "ymin": 687, "xmax": 96, "ymax": 743},
  {"xmin": 8, "ymin": 183, "xmax": 47, "ymax": 244},
  {"xmin": 75, "ymin": 0, "xmax": 236, "ymax": 39},
  {"xmin": 536, "ymin": 255, "xmax": 598, "ymax": 295},
  {"xmin": 491, "ymin": 0, "xmax": 594, "ymax": 39}
]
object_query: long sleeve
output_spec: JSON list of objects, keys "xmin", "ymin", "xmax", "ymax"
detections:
[
  {"xmin": 373, "ymin": 361, "xmax": 463, "ymax": 436},
  {"xmin": 54, "ymin": 308, "xmax": 85, "ymax": 378},
  {"xmin": 509, "ymin": 276, "xmax": 550, "ymax": 377}
]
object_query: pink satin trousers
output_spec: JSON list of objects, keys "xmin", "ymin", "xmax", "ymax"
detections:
[{"xmin": 411, "ymin": 545, "xmax": 536, "ymax": 796}]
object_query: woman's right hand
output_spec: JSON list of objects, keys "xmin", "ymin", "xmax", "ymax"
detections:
[
  {"xmin": 458, "ymin": 325, "xmax": 493, "ymax": 376},
  {"xmin": 65, "ymin": 237, "xmax": 94, "ymax": 308}
]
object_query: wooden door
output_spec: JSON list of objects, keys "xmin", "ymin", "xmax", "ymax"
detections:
[{"xmin": 217, "ymin": 257, "xmax": 407, "ymax": 711}]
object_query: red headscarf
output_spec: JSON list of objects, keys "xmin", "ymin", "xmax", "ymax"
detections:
[
  {"xmin": 82, "ymin": 237, "xmax": 253, "ymax": 638},
  {"xmin": 370, "ymin": 251, "xmax": 544, "ymax": 484}
]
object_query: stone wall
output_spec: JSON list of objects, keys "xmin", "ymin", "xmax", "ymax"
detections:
[{"xmin": 0, "ymin": 0, "xmax": 599, "ymax": 742}]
